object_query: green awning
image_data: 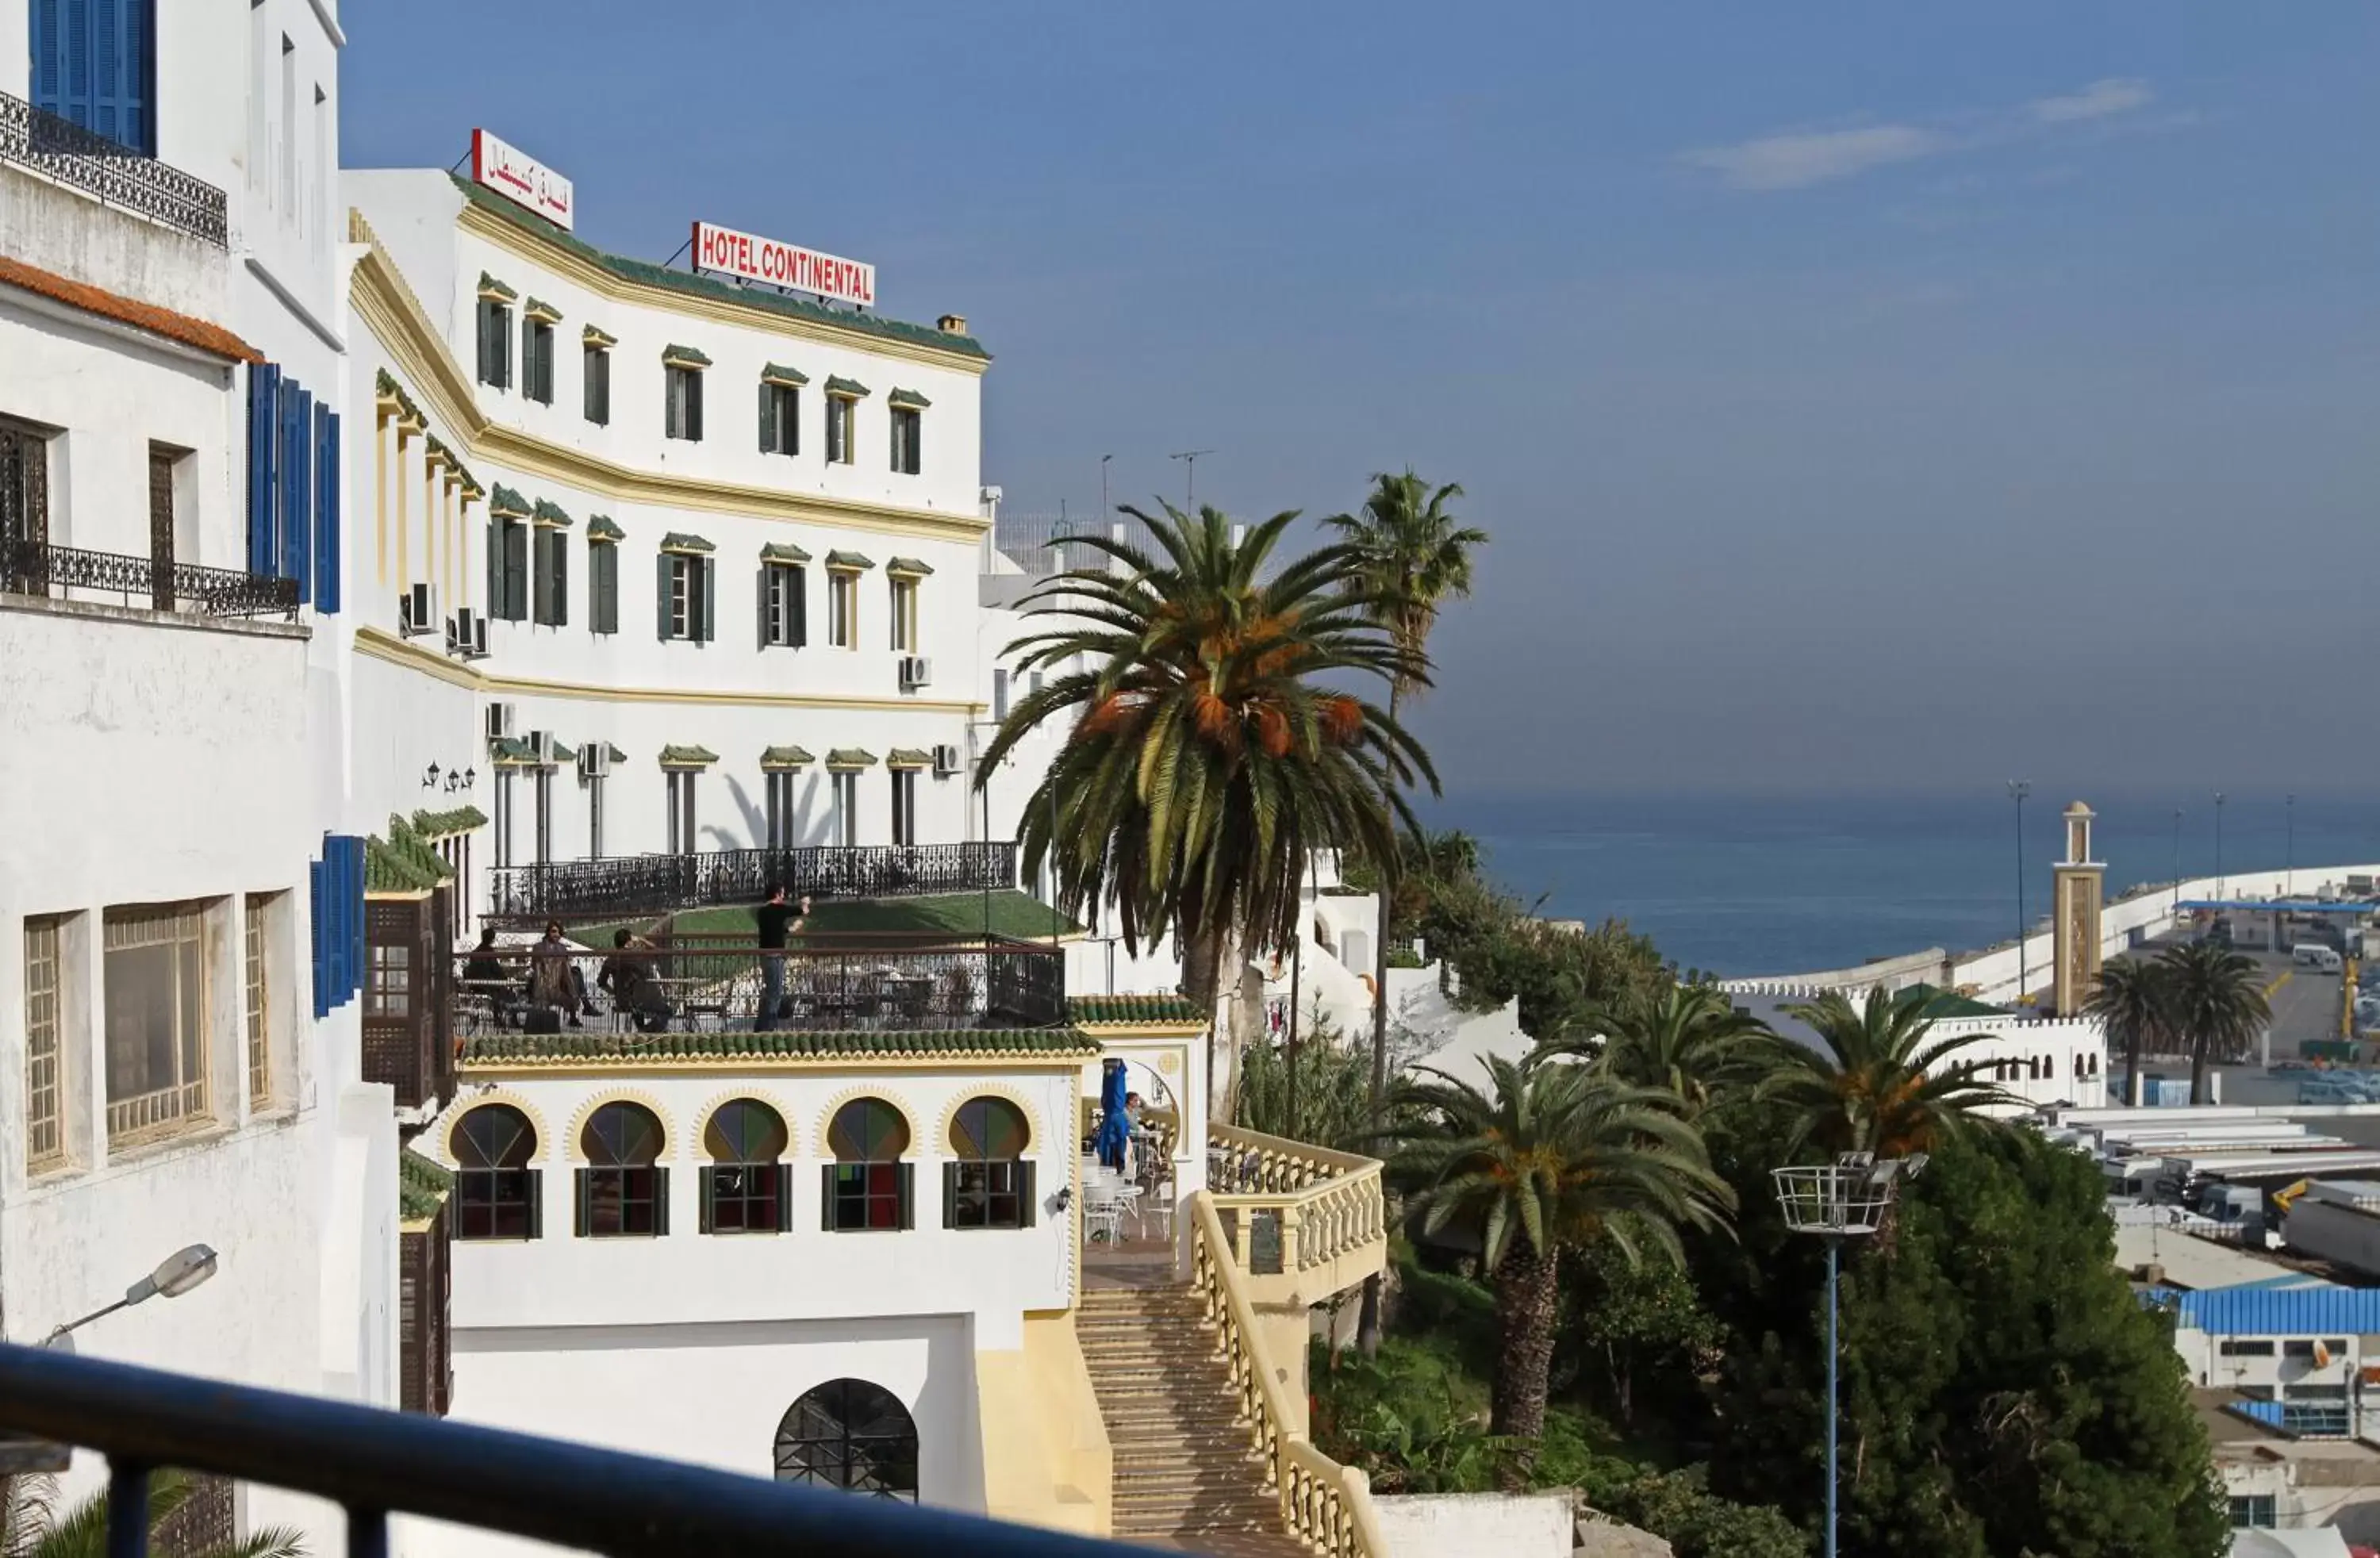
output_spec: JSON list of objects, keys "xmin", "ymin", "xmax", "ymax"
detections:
[
  {"xmin": 659, "ymin": 531, "xmax": 714, "ymax": 555},
  {"xmin": 586, "ymin": 514, "xmax": 625, "ymax": 542},
  {"xmin": 662, "ymin": 343, "xmax": 712, "ymax": 369},
  {"xmin": 548, "ymin": 741, "xmax": 578, "ymax": 765},
  {"xmin": 582, "ymin": 324, "xmax": 617, "ymax": 348},
  {"xmin": 410, "ymin": 805, "xmax": 488, "ymax": 841},
  {"xmin": 477, "ymin": 272, "xmax": 516, "ymax": 302},
  {"xmin": 887, "ymin": 388, "xmax": 931, "ymax": 411},
  {"xmin": 759, "ymin": 542, "xmax": 812, "ymax": 565},
  {"xmin": 603, "ymin": 743, "xmax": 628, "ymax": 762},
  {"xmin": 826, "ymin": 747, "xmax": 877, "ymax": 769},
  {"xmin": 532, "ymin": 498, "xmax": 572, "ymax": 528},
  {"xmin": 885, "ymin": 557, "xmax": 935, "ymax": 578},
  {"xmin": 488, "ymin": 484, "xmax": 530, "ymax": 520},
  {"xmin": 488, "ymin": 736, "xmax": 535, "ymax": 764},
  {"xmin": 398, "ymin": 1149, "xmax": 454, "ymax": 1226},
  {"xmin": 762, "ymin": 363, "xmax": 810, "ymax": 388},
  {"xmin": 365, "ymin": 815, "xmax": 456, "ymax": 898},
  {"xmin": 824, "ymin": 551, "xmax": 874, "ymax": 571},
  {"xmin": 886, "ymin": 748, "xmax": 934, "ymax": 769},
  {"xmin": 524, "ymin": 297, "xmax": 562, "ymax": 324},
  {"xmin": 760, "ymin": 745, "xmax": 816, "ymax": 770},
  {"xmin": 825, "ymin": 375, "xmax": 871, "ymax": 398},
  {"xmin": 659, "ymin": 744, "xmax": 719, "ymax": 768}
]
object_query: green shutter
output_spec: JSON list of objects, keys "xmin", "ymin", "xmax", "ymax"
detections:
[
  {"xmin": 775, "ymin": 1164, "xmax": 794, "ymax": 1234},
  {"xmin": 526, "ymin": 1168, "xmax": 543, "ymax": 1239},
  {"xmin": 653, "ymin": 1166, "xmax": 670, "ymax": 1237},
  {"xmin": 657, "ymin": 554, "xmax": 674, "ymax": 641},
  {"xmin": 504, "ymin": 524, "xmax": 528, "ymax": 621},
  {"xmin": 792, "ymin": 566, "xmax": 808, "ymax": 647},
  {"xmin": 698, "ymin": 558, "xmax": 716, "ymax": 644},
  {"xmin": 593, "ymin": 543, "xmax": 616, "ymax": 635},
  {"xmin": 552, "ymin": 531, "xmax": 569, "ymax": 628},
  {"xmin": 532, "ymin": 528, "xmax": 553, "ymax": 624},
  {"xmin": 574, "ymin": 1168, "xmax": 590, "ymax": 1238},
  {"xmin": 699, "ymin": 1168, "xmax": 716, "ymax": 1234},
  {"xmin": 1018, "ymin": 1158, "xmax": 1038, "ymax": 1230},
  {"xmin": 758, "ymin": 382, "xmax": 773, "ymax": 453},
  {"xmin": 898, "ymin": 1162, "xmax": 916, "ymax": 1231},
  {"xmin": 942, "ymin": 1162, "xmax": 959, "ymax": 1230},
  {"xmin": 486, "ymin": 516, "xmax": 501, "ymax": 616},
  {"xmin": 820, "ymin": 1163, "xmax": 835, "ymax": 1231}
]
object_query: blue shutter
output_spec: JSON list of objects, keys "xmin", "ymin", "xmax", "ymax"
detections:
[
  {"xmin": 36, "ymin": 0, "xmax": 155, "ymax": 157},
  {"xmin": 31, "ymin": 0, "xmax": 66, "ymax": 119},
  {"xmin": 247, "ymin": 363, "xmax": 278, "ymax": 576},
  {"xmin": 347, "ymin": 835, "xmax": 367, "ymax": 1003},
  {"xmin": 328, "ymin": 835, "xmax": 350, "ymax": 1006},
  {"xmin": 275, "ymin": 382, "xmax": 296, "ymax": 582},
  {"xmin": 309, "ymin": 858, "xmax": 328, "ymax": 1019},
  {"xmin": 317, "ymin": 408, "xmax": 342, "ymax": 614},
  {"xmin": 290, "ymin": 384, "xmax": 313, "ymax": 604}
]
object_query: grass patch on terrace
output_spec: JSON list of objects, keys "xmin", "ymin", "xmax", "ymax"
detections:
[{"xmin": 601, "ymin": 889, "xmax": 1084, "ymax": 942}]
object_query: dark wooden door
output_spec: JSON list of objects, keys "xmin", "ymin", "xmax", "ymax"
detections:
[
  {"xmin": 148, "ymin": 447, "xmax": 175, "ymax": 610},
  {"xmin": 0, "ymin": 420, "xmax": 48, "ymax": 594}
]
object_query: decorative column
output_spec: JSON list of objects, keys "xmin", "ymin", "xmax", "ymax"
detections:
[
  {"xmin": 421, "ymin": 439, "xmax": 450, "ymax": 601},
  {"xmin": 2052, "ymin": 801, "xmax": 2106, "ymax": 1016},
  {"xmin": 394, "ymin": 412, "xmax": 420, "ymax": 591}
]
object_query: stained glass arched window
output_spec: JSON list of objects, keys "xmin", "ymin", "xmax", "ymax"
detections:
[
  {"xmin": 946, "ymin": 1096, "xmax": 1035, "ymax": 1230},
  {"xmin": 577, "ymin": 1101, "xmax": 666, "ymax": 1238},
  {"xmin": 825, "ymin": 1098, "xmax": 911, "ymax": 1231},
  {"xmin": 774, "ymin": 1379, "xmax": 918, "ymax": 1500},
  {"xmin": 451, "ymin": 1104, "xmax": 540, "ymax": 1241},
  {"xmin": 702, "ymin": 1098, "xmax": 789, "ymax": 1234}
]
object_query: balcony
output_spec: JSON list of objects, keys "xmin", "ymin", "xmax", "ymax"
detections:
[
  {"xmin": 1205, "ymin": 1124, "xmax": 1388, "ymax": 1307},
  {"xmin": 487, "ymin": 841, "xmax": 1018, "ymax": 922},
  {"xmin": 3, "ymin": 540, "xmax": 298, "ymax": 620},
  {"xmin": 455, "ymin": 932, "xmax": 1069, "ymax": 1046},
  {"xmin": 0, "ymin": 90, "xmax": 228, "ymax": 248}
]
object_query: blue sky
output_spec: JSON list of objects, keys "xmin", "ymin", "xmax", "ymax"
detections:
[{"xmin": 343, "ymin": 3, "xmax": 2380, "ymax": 799}]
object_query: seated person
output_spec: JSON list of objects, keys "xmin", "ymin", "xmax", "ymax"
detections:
[
  {"xmin": 461, "ymin": 927, "xmax": 507, "ymax": 986},
  {"xmin": 526, "ymin": 920, "xmax": 589, "ymax": 1029},
  {"xmin": 598, "ymin": 929, "xmax": 671, "ymax": 1034}
]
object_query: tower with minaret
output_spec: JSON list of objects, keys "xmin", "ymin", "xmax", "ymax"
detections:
[{"xmin": 2052, "ymin": 800, "xmax": 2107, "ymax": 1015}]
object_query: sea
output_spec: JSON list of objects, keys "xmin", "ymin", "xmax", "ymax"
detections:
[{"xmin": 1431, "ymin": 793, "xmax": 2380, "ymax": 980}]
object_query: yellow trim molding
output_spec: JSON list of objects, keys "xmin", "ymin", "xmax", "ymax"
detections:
[
  {"xmin": 688, "ymin": 1088, "xmax": 804, "ymax": 1161},
  {"xmin": 816, "ymin": 1087, "xmax": 923, "ymax": 1157},
  {"xmin": 562, "ymin": 1088, "xmax": 678, "ymax": 1165},
  {"xmin": 439, "ymin": 1091, "xmax": 556, "ymax": 1169},
  {"xmin": 936, "ymin": 1084, "xmax": 1046, "ymax": 1156}
]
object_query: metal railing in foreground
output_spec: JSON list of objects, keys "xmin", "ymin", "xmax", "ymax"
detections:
[
  {"xmin": 0, "ymin": 1341, "xmax": 1159, "ymax": 1558},
  {"xmin": 2, "ymin": 540, "xmax": 299, "ymax": 620},
  {"xmin": 0, "ymin": 90, "xmax": 229, "ymax": 246},
  {"xmin": 488, "ymin": 841, "xmax": 1017, "ymax": 920}
]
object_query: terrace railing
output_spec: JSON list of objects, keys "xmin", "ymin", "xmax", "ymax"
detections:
[
  {"xmin": 1206, "ymin": 1123, "xmax": 1388, "ymax": 1298},
  {"xmin": 0, "ymin": 90, "xmax": 228, "ymax": 246},
  {"xmin": 0, "ymin": 1340, "xmax": 1156, "ymax": 1558},
  {"xmin": 3, "ymin": 541, "xmax": 298, "ymax": 620},
  {"xmin": 455, "ymin": 933, "xmax": 1067, "ymax": 1038},
  {"xmin": 488, "ymin": 841, "xmax": 1016, "ymax": 921}
]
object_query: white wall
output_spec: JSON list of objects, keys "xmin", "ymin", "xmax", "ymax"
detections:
[{"xmin": 1373, "ymin": 1492, "xmax": 1577, "ymax": 1558}]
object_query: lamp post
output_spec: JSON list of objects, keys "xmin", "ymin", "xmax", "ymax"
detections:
[
  {"xmin": 2215, "ymin": 792, "xmax": 2228, "ymax": 904},
  {"xmin": 44, "ymin": 1243, "xmax": 219, "ymax": 1348},
  {"xmin": 2008, "ymin": 781, "xmax": 2031, "ymax": 1000},
  {"xmin": 2172, "ymin": 808, "xmax": 2186, "ymax": 929},
  {"xmin": 1772, "ymin": 1156, "xmax": 1925, "ymax": 1558},
  {"xmin": 2287, "ymin": 793, "xmax": 2297, "ymax": 892}
]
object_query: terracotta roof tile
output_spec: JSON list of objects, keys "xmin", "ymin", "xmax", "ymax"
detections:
[{"xmin": 0, "ymin": 255, "xmax": 261, "ymax": 363}]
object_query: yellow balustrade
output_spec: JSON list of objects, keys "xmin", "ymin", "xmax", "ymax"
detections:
[
  {"xmin": 1207, "ymin": 1122, "xmax": 1388, "ymax": 1282},
  {"xmin": 1188, "ymin": 1192, "xmax": 1389, "ymax": 1558}
]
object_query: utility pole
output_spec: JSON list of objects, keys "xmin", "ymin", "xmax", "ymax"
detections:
[
  {"xmin": 1100, "ymin": 454, "xmax": 1112, "ymax": 530},
  {"xmin": 1169, "ymin": 450, "xmax": 1212, "ymax": 510},
  {"xmin": 2215, "ymin": 791, "xmax": 2228, "ymax": 904},
  {"xmin": 2287, "ymin": 793, "xmax": 2297, "ymax": 891},
  {"xmin": 2009, "ymin": 781, "xmax": 2031, "ymax": 1001}
]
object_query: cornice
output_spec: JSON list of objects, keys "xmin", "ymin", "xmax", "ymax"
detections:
[{"xmin": 460, "ymin": 1054, "xmax": 1089, "ymax": 1078}]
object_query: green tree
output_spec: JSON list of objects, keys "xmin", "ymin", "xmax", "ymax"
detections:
[
  {"xmin": 2084, "ymin": 956, "xmax": 2174, "ymax": 1107},
  {"xmin": 1418, "ymin": 872, "xmax": 1675, "ymax": 1042},
  {"xmin": 1233, "ymin": 1002, "xmax": 1379, "ymax": 1153},
  {"xmin": 1761, "ymin": 988, "xmax": 2016, "ymax": 1157},
  {"xmin": 1568, "ymin": 982, "xmax": 1770, "ymax": 1119},
  {"xmin": 981, "ymin": 501, "xmax": 1434, "ymax": 1113},
  {"xmin": 1564, "ymin": 1230, "xmax": 1724, "ymax": 1431},
  {"xmin": 1, "ymin": 1472, "xmax": 305, "ymax": 1558},
  {"xmin": 2155, "ymin": 939, "xmax": 2270, "ymax": 1104},
  {"xmin": 1388, "ymin": 1057, "xmax": 1732, "ymax": 1445},
  {"xmin": 1325, "ymin": 469, "xmax": 1488, "ymax": 1359}
]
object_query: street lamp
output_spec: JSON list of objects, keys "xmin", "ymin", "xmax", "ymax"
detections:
[
  {"xmin": 2287, "ymin": 794, "xmax": 2297, "ymax": 891},
  {"xmin": 1772, "ymin": 1155, "xmax": 1925, "ymax": 1558},
  {"xmin": 2172, "ymin": 808, "xmax": 2186, "ymax": 928},
  {"xmin": 2214, "ymin": 792, "xmax": 2228, "ymax": 904},
  {"xmin": 44, "ymin": 1243, "xmax": 219, "ymax": 1348},
  {"xmin": 2008, "ymin": 781, "xmax": 2031, "ymax": 1000}
]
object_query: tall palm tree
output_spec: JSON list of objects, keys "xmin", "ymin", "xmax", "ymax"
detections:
[
  {"xmin": 980, "ymin": 501, "xmax": 1435, "ymax": 1113},
  {"xmin": 1387, "ymin": 1057, "xmax": 1732, "ymax": 1445},
  {"xmin": 1326, "ymin": 470, "xmax": 1487, "ymax": 1357},
  {"xmin": 1560, "ymin": 982, "xmax": 1769, "ymax": 1119},
  {"xmin": 2086, "ymin": 956, "xmax": 2175, "ymax": 1107},
  {"xmin": 1763, "ymin": 987, "xmax": 2018, "ymax": 1158},
  {"xmin": 2157, "ymin": 939, "xmax": 2270, "ymax": 1104},
  {"xmin": 0, "ymin": 1471, "xmax": 304, "ymax": 1558}
]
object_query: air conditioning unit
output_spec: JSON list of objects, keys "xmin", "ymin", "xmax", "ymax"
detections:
[
  {"xmin": 400, "ymin": 581, "xmax": 437, "ymax": 638},
  {"xmin": 485, "ymin": 702, "xmax": 517, "ymax": 743},
  {"xmin": 932, "ymin": 743, "xmax": 962, "ymax": 777},
  {"xmin": 579, "ymin": 743, "xmax": 611, "ymax": 779},
  {"xmin": 899, "ymin": 654, "xmax": 933, "ymax": 689},
  {"xmin": 526, "ymin": 730, "xmax": 557, "ymax": 766},
  {"xmin": 462, "ymin": 609, "xmax": 489, "ymax": 661}
]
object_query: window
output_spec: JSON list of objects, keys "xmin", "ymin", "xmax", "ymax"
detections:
[
  {"xmin": 365, "ymin": 939, "xmax": 410, "ymax": 1019},
  {"xmin": 588, "ymin": 768, "xmax": 607, "ymax": 858},
  {"xmin": 245, "ymin": 893, "xmax": 272, "ymax": 1110},
  {"xmin": 2228, "ymin": 1495, "xmax": 2274, "ymax": 1529},
  {"xmin": 493, "ymin": 769, "xmax": 516, "ymax": 869},
  {"xmin": 2, "ymin": 417, "xmax": 52, "ymax": 558},
  {"xmin": 890, "ymin": 769, "xmax": 917, "ymax": 848},
  {"xmin": 832, "ymin": 771, "xmax": 859, "ymax": 847},
  {"xmin": 667, "ymin": 769, "xmax": 698, "ymax": 855},
  {"xmin": 583, "ymin": 343, "xmax": 611, "ymax": 425},
  {"xmin": 41, "ymin": 0, "xmax": 155, "ymax": 152},
  {"xmin": 825, "ymin": 395, "xmax": 856, "ymax": 464},
  {"xmin": 665, "ymin": 365, "xmax": 704, "ymax": 442},
  {"xmin": 889, "ymin": 406, "xmax": 921, "ymax": 475},
  {"xmin": 489, "ymin": 515, "xmax": 528, "ymax": 621},
  {"xmin": 2282, "ymin": 1398, "xmax": 2352, "ymax": 1437},
  {"xmin": 774, "ymin": 1380, "xmax": 918, "ymax": 1500},
  {"xmin": 2283, "ymin": 1340, "xmax": 2317, "ymax": 1359},
  {"xmin": 523, "ymin": 316, "xmax": 555, "ymax": 405},
  {"xmin": 824, "ymin": 1099, "xmax": 911, "ymax": 1231},
  {"xmin": 762, "ymin": 382, "xmax": 800, "ymax": 455},
  {"xmin": 702, "ymin": 1099, "xmax": 789, "ymax": 1234},
  {"xmin": 992, "ymin": 668, "xmax": 1009, "ymax": 723},
  {"xmin": 827, "ymin": 571, "xmax": 857, "ymax": 649},
  {"xmin": 476, "ymin": 297, "xmax": 512, "ymax": 390},
  {"xmin": 278, "ymin": 36, "xmax": 294, "ymax": 211},
  {"xmin": 25, "ymin": 916, "xmax": 63, "ymax": 1169},
  {"xmin": 452, "ymin": 1104, "xmax": 539, "ymax": 1241},
  {"xmin": 659, "ymin": 553, "xmax": 715, "ymax": 643},
  {"xmin": 576, "ymin": 1102, "xmax": 666, "ymax": 1238},
  {"xmin": 102, "ymin": 903, "xmax": 208, "ymax": 1142},
  {"xmin": 762, "ymin": 562, "xmax": 807, "ymax": 648},
  {"xmin": 533, "ymin": 767, "xmax": 555, "ymax": 867},
  {"xmin": 532, "ymin": 525, "xmax": 568, "ymax": 627},
  {"xmin": 589, "ymin": 539, "xmax": 618, "ymax": 635},
  {"xmin": 766, "ymin": 770, "xmax": 798, "ymax": 850},
  {"xmin": 946, "ymin": 1097, "xmax": 1035, "ymax": 1230},
  {"xmin": 2220, "ymin": 1340, "xmax": 2276, "ymax": 1357},
  {"xmin": 889, "ymin": 577, "xmax": 919, "ymax": 654}
]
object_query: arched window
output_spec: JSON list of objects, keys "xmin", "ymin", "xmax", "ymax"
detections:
[
  {"xmin": 702, "ymin": 1098, "xmax": 790, "ymax": 1235},
  {"xmin": 774, "ymin": 1379, "xmax": 918, "ymax": 1501},
  {"xmin": 577, "ymin": 1101, "xmax": 667, "ymax": 1238},
  {"xmin": 452, "ymin": 1104, "xmax": 541, "ymax": 1241},
  {"xmin": 946, "ymin": 1096, "xmax": 1035, "ymax": 1230},
  {"xmin": 825, "ymin": 1098, "xmax": 911, "ymax": 1231}
]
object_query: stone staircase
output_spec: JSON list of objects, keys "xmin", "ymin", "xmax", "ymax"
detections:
[{"xmin": 1078, "ymin": 1286, "xmax": 1303, "ymax": 1556}]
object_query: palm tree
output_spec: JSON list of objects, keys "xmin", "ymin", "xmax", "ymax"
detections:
[
  {"xmin": 2157, "ymin": 939, "xmax": 2270, "ymax": 1104},
  {"xmin": 1562, "ymin": 982, "xmax": 1769, "ymax": 1118},
  {"xmin": 1326, "ymin": 470, "xmax": 1487, "ymax": 1357},
  {"xmin": 1763, "ymin": 987, "xmax": 2018, "ymax": 1158},
  {"xmin": 980, "ymin": 501, "xmax": 1435, "ymax": 1114},
  {"xmin": 1387, "ymin": 1057, "xmax": 1732, "ymax": 1445},
  {"xmin": 0, "ymin": 1471, "xmax": 304, "ymax": 1558},
  {"xmin": 2086, "ymin": 956, "xmax": 2175, "ymax": 1107}
]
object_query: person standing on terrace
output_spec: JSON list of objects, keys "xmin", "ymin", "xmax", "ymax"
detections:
[{"xmin": 754, "ymin": 886, "xmax": 810, "ymax": 1029}]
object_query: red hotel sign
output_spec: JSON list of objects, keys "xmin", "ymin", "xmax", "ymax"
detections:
[
  {"xmin": 691, "ymin": 221, "xmax": 876, "ymax": 309},
  {"xmin": 470, "ymin": 129, "xmax": 574, "ymax": 230}
]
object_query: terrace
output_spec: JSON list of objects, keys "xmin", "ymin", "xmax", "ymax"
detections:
[{"xmin": 486, "ymin": 841, "xmax": 1019, "ymax": 922}]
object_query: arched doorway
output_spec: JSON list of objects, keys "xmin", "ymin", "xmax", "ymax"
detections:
[{"xmin": 774, "ymin": 1378, "xmax": 919, "ymax": 1500}]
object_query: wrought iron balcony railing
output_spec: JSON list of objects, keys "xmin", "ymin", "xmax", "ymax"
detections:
[
  {"xmin": 3, "ymin": 540, "xmax": 299, "ymax": 620},
  {"xmin": 0, "ymin": 1341, "xmax": 1150, "ymax": 1558},
  {"xmin": 488, "ymin": 841, "xmax": 1017, "ymax": 921},
  {"xmin": 456, "ymin": 933, "xmax": 1068, "ymax": 1038},
  {"xmin": 0, "ymin": 90, "xmax": 228, "ymax": 247}
]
